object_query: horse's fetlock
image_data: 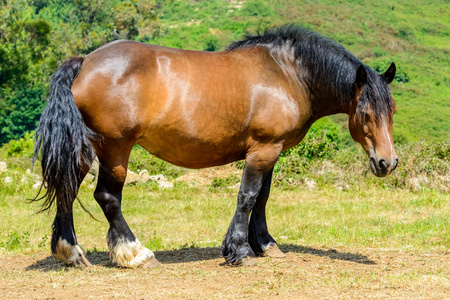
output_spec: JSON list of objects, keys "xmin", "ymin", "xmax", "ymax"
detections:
[{"xmin": 222, "ymin": 234, "xmax": 255, "ymax": 264}]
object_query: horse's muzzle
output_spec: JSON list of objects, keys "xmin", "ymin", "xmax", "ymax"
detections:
[{"xmin": 370, "ymin": 156, "xmax": 398, "ymax": 177}]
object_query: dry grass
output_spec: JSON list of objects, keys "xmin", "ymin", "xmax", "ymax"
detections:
[
  {"xmin": 0, "ymin": 163, "xmax": 448, "ymax": 299},
  {"xmin": 0, "ymin": 248, "xmax": 448, "ymax": 299}
]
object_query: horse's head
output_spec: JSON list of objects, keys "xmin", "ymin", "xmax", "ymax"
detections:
[{"xmin": 349, "ymin": 63, "xmax": 398, "ymax": 177}]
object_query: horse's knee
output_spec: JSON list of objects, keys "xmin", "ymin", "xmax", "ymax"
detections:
[{"xmin": 237, "ymin": 191, "xmax": 258, "ymax": 213}]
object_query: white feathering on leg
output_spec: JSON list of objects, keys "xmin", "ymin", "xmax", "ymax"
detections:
[
  {"xmin": 54, "ymin": 238, "xmax": 85, "ymax": 264},
  {"xmin": 109, "ymin": 238, "xmax": 155, "ymax": 268}
]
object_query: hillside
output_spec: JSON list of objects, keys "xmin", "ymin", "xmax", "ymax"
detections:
[
  {"xmin": 150, "ymin": 0, "xmax": 450, "ymax": 144},
  {"xmin": 0, "ymin": 0, "xmax": 448, "ymax": 145}
]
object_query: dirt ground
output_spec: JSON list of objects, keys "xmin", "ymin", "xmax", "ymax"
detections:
[{"xmin": 0, "ymin": 246, "xmax": 448, "ymax": 299}]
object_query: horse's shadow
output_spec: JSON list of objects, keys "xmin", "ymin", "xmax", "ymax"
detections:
[
  {"xmin": 26, "ymin": 244, "xmax": 375, "ymax": 272},
  {"xmin": 279, "ymin": 244, "xmax": 376, "ymax": 265},
  {"xmin": 25, "ymin": 251, "xmax": 112, "ymax": 272}
]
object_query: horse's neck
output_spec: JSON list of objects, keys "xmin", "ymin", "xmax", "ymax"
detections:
[
  {"xmin": 309, "ymin": 90, "xmax": 350, "ymax": 121},
  {"xmin": 267, "ymin": 47, "xmax": 352, "ymax": 120},
  {"xmin": 300, "ymin": 65, "xmax": 354, "ymax": 121}
]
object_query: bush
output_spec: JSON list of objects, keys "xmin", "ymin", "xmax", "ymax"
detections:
[
  {"xmin": 4, "ymin": 131, "xmax": 35, "ymax": 158},
  {"xmin": 274, "ymin": 140, "xmax": 449, "ymax": 192},
  {"xmin": 275, "ymin": 117, "xmax": 341, "ymax": 174},
  {"xmin": 0, "ymin": 84, "xmax": 47, "ymax": 145},
  {"xmin": 369, "ymin": 60, "xmax": 409, "ymax": 83}
]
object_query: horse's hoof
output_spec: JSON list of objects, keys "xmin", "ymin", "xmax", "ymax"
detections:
[
  {"xmin": 263, "ymin": 244, "xmax": 286, "ymax": 258},
  {"xmin": 143, "ymin": 256, "xmax": 162, "ymax": 268},
  {"xmin": 241, "ymin": 257, "xmax": 258, "ymax": 266},
  {"xmin": 110, "ymin": 239, "xmax": 157, "ymax": 268},
  {"xmin": 53, "ymin": 239, "xmax": 93, "ymax": 267},
  {"xmin": 71, "ymin": 252, "xmax": 93, "ymax": 267}
]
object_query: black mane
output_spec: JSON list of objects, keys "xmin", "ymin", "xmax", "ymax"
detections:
[{"xmin": 227, "ymin": 25, "xmax": 393, "ymax": 120}]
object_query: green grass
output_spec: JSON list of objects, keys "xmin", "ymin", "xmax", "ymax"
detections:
[
  {"xmin": 0, "ymin": 168, "xmax": 448, "ymax": 254},
  {"xmin": 272, "ymin": 189, "xmax": 448, "ymax": 251},
  {"xmin": 1, "ymin": 139, "xmax": 448, "ymax": 254},
  {"xmin": 0, "ymin": 141, "xmax": 448, "ymax": 298}
]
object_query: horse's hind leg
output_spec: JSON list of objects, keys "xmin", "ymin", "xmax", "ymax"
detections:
[
  {"xmin": 52, "ymin": 163, "xmax": 92, "ymax": 266},
  {"xmin": 93, "ymin": 142, "xmax": 160, "ymax": 268},
  {"xmin": 248, "ymin": 169, "xmax": 285, "ymax": 258}
]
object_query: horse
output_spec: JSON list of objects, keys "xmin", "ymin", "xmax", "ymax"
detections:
[{"xmin": 32, "ymin": 25, "xmax": 398, "ymax": 268}]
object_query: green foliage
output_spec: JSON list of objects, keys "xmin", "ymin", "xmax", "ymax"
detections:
[
  {"xmin": 209, "ymin": 174, "xmax": 240, "ymax": 190},
  {"xmin": 240, "ymin": 0, "xmax": 275, "ymax": 17},
  {"xmin": 37, "ymin": 234, "xmax": 48, "ymax": 248},
  {"xmin": 276, "ymin": 117, "xmax": 341, "ymax": 174},
  {"xmin": 4, "ymin": 131, "xmax": 34, "ymax": 158},
  {"xmin": 203, "ymin": 34, "xmax": 220, "ymax": 51},
  {"xmin": 274, "ymin": 140, "xmax": 449, "ymax": 193},
  {"xmin": 369, "ymin": 60, "xmax": 409, "ymax": 83},
  {"xmin": 0, "ymin": 84, "xmax": 46, "ymax": 144},
  {"xmin": 401, "ymin": 141, "xmax": 449, "ymax": 177},
  {"xmin": 0, "ymin": 231, "xmax": 30, "ymax": 251},
  {"xmin": 0, "ymin": 0, "xmax": 161, "ymax": 145},
  {"xmin": 0, "ymin": 0, "xmax": 448, "ymax": 146},
  {"xmin": 284, "ymin": 118, "xmax": 341, "ymax": 159}
]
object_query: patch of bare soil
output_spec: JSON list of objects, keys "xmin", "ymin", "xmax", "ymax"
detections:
[
  {"xmin": 1, "ymin": 246, "xmax": 448, "ymax": 299},
  {"xmin": 176, "ymin": 164, "xmax": 242, "ymax": 186}
]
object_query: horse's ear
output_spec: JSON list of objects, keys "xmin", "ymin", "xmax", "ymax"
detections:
[
  {"xmin": 381, "ymin": 62, "xmax": 396, "ymax": 84},
  {"xmin": 355, "ymin": 64, "xmax": 367, "ymax": 88}
]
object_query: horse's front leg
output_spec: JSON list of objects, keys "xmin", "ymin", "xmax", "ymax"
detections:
[
  {"xmin": 222, "ymin": 146, "xmax": 281, "ymax": 265},
  {"xmin": 248, "ymin": 168, "xmax": 285, "ymax": 258}
]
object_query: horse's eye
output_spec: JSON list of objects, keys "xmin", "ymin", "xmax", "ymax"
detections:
[{"xmin": 363, "ymin": 124, "xmax": 370, "ymax": 135}]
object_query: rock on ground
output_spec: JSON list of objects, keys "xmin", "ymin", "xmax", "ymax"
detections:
[{"xmin": 0, "ymin": 161, "xmax": 7, "ymax": 173}]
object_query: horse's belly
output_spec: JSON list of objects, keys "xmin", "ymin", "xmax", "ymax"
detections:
[{"xmin": 136, "ymin": 128, "xmax": 246, "ymax": 169}]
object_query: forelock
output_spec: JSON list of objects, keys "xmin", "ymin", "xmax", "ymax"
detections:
[{"xmin": 357, "ymin": 69, "xmax": 394, "ymax": 123}]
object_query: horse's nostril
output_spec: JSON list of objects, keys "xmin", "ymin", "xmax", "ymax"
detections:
[
  {"xmin": 379, "ymin": 159, "xmax": 388, "ymax": 173},
  {"xmin": 370, "ymin": 157, "xmax": 376, "ymax": 171},
  {"xmin": 392, "ymin": 158, "xmax": 399, "ymax": 171}
]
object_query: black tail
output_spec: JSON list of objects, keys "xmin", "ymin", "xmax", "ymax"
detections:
[{"xmin": 32, "ymin": 57, "xmax": 97, "ymax": 213}]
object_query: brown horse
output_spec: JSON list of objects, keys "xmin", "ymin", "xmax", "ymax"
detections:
[{"xmin": 33, "ymin": 25, "xmax": 398, "ymax": 267}]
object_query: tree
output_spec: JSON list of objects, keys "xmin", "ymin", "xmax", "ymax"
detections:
[
  {"xmin": 0, "ymin": 1, "xmax": 52, "ymax": 144},
  {"xmin": 0, "ymin": 0, "xmax": 161, "ymax": 145}
]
